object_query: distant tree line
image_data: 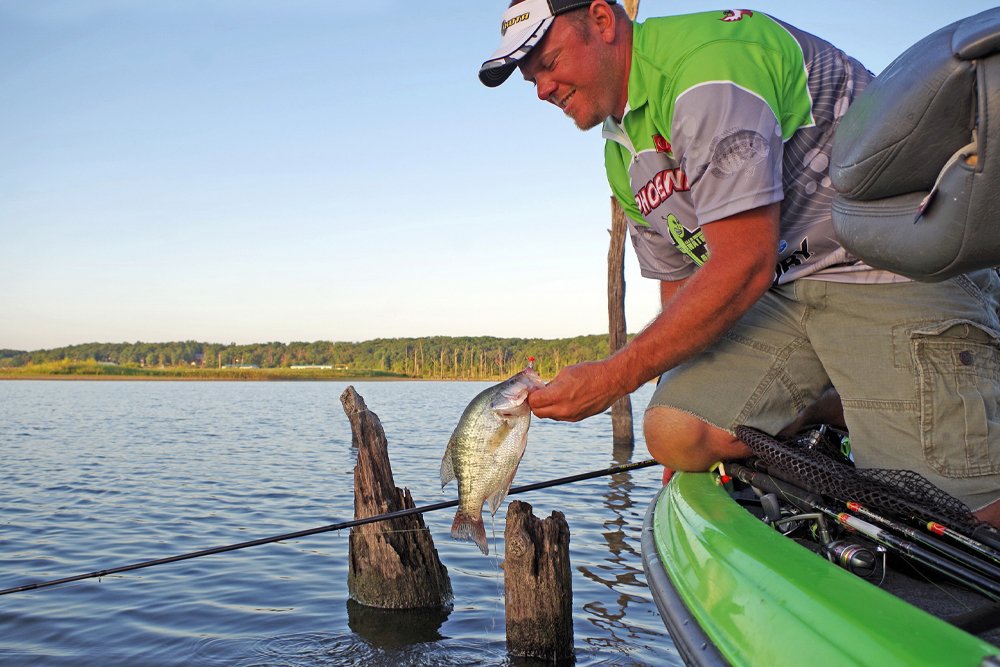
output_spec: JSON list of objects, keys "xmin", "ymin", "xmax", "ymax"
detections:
[{"xmin": 0, "ymin": 336, "xmax": 624, "ymax": 380}]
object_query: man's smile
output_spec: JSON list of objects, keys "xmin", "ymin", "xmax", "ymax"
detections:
[{"xmin": 556, "ymin": 89, "xmax": 576, "ymax": 110}]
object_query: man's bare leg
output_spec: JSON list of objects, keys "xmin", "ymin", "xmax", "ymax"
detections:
[
  {"xmin": 974, "ymin": 500, "xmax": 1000, "ymax": 529},
  {"xmin": 644, "ymin": 406, "xmax": 750, "ymax": 472}
]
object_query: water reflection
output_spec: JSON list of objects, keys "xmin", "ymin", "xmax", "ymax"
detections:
[
  {"xmin": 509, "ymin": 651, "xmax": 577, "ymax": 667},
  {"xmin": 346, "ymin": 599, "xmax": 452, "ymax": 648},
  {"xmin": 576, "ymin": 437, "xmax": 653, "ymax": 651}
]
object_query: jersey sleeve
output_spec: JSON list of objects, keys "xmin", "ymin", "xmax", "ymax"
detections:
[{"xmin": 668, "ymin": 41, "xmax": 804, "ymax": 224}]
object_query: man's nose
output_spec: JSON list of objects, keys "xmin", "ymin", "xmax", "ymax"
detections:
[{"xmin": 536, "ymin": 76, "xmax": 557, "ymax": 103}]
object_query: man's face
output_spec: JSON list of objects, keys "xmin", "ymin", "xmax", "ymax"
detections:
[{"xmin": 517, "ymin": 12, "xmax": 620, "ymax": 130}]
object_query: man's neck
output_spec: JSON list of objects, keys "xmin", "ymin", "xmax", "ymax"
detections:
[{"xmin": 612, "ymin": 20, "xmax": 633, "ymax": 122}]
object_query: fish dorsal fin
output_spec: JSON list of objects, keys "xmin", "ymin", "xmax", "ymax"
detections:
[{"xmin": 440, "ymin": 433, "xmax": 457, "ymax": 487}]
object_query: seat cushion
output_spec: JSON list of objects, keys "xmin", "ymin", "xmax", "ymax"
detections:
[{"xmin": 830, "ymin": 8, "xmax": 1000, "ymax": 281}]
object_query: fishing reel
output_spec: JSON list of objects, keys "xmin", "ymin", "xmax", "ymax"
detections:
[
  {"xmin": 754, "ymin": 488, "xmax": 887, "ymax": 582},
  {"xmin": 826, "ymin": 538, "xmax": 886, "ymax": 581}
]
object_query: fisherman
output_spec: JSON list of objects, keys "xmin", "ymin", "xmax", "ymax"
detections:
[{"xmin": 479, "ymin": 0, "xmax": 1000, "ymax": 527}]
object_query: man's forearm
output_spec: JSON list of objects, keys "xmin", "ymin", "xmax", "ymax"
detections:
[
  {"xmin": 527, "ymin": 204, "xmax": 779, "ymax": 422},
  {"xmin": 606, "ymin": 205, "xmax": 779, "ymax": 393}
]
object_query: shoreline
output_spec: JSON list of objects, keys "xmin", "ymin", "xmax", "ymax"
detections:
[{"xmin": 0, "ymin": 374, "xmax": 481, "ymax": 382}]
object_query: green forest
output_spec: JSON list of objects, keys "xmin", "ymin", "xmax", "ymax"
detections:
[{"xmin": 0, "ymin": 335, "xmax": 623, "ymax": 380}]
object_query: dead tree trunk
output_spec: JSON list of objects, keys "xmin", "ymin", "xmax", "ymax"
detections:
[
  {"xmin": 503, "ymin": 500, "xmax": 573, "ymax": 661},
  {"xmin": 341, "ymin": 386, "xmax": 452, "ymax": 608},
  {"xmin": 608, "ymin": 198, "xmax": 634, "ymax": 447}
]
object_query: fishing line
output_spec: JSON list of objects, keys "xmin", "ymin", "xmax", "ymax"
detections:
[
  {"xmin": 0, "ymin": 458, "xmax": 659, "ymax": 597},
  {"xmin": 489, "ymin": 513, "xmax": 503, "ymax": 639},
  {"xmin": 490, "ymin": 513, "xmax": 503, "ymax": 599}
]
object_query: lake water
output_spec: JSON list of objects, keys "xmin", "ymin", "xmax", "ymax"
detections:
[{"xmin": 0, "ymin": 380, "xmax": 678, "ymax": 666}]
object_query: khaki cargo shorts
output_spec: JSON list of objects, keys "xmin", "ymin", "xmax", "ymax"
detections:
[{"xmin": 648, "ymin": 269, "xmax": 1000, "ymax": 511}]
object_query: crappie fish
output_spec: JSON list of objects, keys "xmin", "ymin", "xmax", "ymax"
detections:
[{"xmin": 440, "ymin": 365, "xmax": 545, "ymax": 555}]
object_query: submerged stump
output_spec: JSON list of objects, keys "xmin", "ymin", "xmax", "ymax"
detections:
[
  {"xmin": 341, "ymin": 386, "xmax": 452, "ymax": 608},
  {"xmin": 608, "ymin": 197, "xmax": 634, "ymax": 448},
  {"xmin": 503, "ymin": 500, "xmax": 574, "ymax": 661}
]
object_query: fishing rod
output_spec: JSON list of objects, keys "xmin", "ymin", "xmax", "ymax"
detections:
[
  {"xmin": 846, "ymin": 501, "xmax": 1000, "ymax": 581},
  {"xmin": 0, "ymin": 458, "xmax": 659, "ymax": 597},
  {"xmin": 728, "ymin": 463, "xmax": 1000, "ymax": 602},
  {"xmin": 926, "ymin": 519, "xmax": 1000, "ymax": 566},
  {"xmin": 825, "ymin": 509, "xmax": 1000, "ymax": 601},
  {"xmin": 865, "ymin": 501, "xmax": 1000, "ymax": 562}
]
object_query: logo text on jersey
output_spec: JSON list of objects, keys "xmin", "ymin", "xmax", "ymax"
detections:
[
  {"xmin": 666, "ymin": 214, "xmax": 709, "ymax": 267},
  {"xmin": 635, "ymin": 168, "xmax": 690, "ymax": 216},
  {"xmin": 773, "ymin": 237, "xmax": 813, "ymax": 284}
]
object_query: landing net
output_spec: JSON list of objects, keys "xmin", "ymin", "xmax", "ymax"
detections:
[{"xmin": 735, "ymin": 425, "xmax": 983, "ymax": 536}]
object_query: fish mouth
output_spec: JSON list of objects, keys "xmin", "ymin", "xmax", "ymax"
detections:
[
  {"xmin": 494, "ymin": 386, "xmax": 531, "ymax": 412},
  {"xmin": 516, "ymin": 368, "xmax": 546, "ymax": 390},
  {"xmin": 509, "ymin": 366, "xmax": 545, "ymax": 398},
  {"xmin": 492, "ymin": 370, "xmax": 545, "ymax": 412}
]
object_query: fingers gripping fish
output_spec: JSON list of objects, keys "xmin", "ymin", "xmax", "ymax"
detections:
[{"xmin": 440, "ymin": 363, "xmax": 545, "ymax": 555}]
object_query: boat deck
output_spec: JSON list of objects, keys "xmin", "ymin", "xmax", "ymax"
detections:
[{"xmin": 643, "ymin": 472, "xmax": 1000, "ymax": 666}]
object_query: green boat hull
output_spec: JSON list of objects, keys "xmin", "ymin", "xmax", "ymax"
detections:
[{"xmin": 641, "ymin": 472, "xmax": 1000, "ymax": 666}]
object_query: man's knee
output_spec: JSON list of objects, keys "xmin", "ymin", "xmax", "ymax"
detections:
[
  {"xmin": 974, "ymin": 498, "xmax": 1000, "ymax": 529},
  {"xmin": 644, "ymin": 406, "xmax": 750, "ymax": 471}
]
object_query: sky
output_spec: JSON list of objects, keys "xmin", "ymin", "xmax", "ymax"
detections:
[{"xmin": 2, "ymin": 1, "xmax": 996, "ymax": 351}]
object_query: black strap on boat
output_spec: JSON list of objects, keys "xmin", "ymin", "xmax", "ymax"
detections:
[{"xmin": 0, "ymin": 458, "xmax": 659, "ymax": 597}]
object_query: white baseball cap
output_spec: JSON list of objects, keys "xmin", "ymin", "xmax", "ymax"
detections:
[{"xmin": 479, "ymin": 0, "xmax": 615, "ymax": 87}]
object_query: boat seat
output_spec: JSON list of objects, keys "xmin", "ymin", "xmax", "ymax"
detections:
[{"xmin": 830, "ymin": 8, "xmax": 1000, "ymax": 281}]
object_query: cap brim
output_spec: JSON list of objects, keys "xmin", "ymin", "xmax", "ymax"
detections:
[
  {"xmin": 478, "ymin": 16, "xmax": 554, "ymax": 87},
  {"xmin": 479, "ymin": 61, "xmax": 519, "ymax": 88}
]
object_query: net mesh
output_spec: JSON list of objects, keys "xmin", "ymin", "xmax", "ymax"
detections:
[{"xmin": 735, "ymin": 425, "xmax": 983, "ymax": 535}]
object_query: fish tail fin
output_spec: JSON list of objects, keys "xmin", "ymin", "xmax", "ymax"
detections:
[{"xmin": 451, "ymin": 509, "xmax": 488, "ymax": 555}]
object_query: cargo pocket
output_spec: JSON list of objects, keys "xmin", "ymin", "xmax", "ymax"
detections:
[{"xmin": 912, "ymin": 319, "xmax": 1000, "ymax": 477}]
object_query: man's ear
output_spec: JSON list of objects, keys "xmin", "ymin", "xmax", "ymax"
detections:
[{"xmin": 590, "ymin": 1, "xmax": 618, "ymax": 43}]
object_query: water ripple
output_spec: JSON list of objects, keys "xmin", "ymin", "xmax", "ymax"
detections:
[{"xmin": 0, "ymin": 380, "xmax": 678, "ymax": 666}]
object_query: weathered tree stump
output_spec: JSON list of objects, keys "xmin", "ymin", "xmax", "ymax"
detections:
[
  {"xmin": 503, "ymin": 500, "xmax": 574, "ymax": 661},
  {"xmin": 341, "ymin": 386, "xmax": 452, "ymax": 608}
]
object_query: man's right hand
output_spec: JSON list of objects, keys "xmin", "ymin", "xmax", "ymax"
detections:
[{"xmin": 527, "ymin": 359, "xmax": 625, "ymax": 422}]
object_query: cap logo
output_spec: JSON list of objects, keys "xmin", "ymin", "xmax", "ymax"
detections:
[{"xmin": 501, "ymin": 12, "xmax": 531, "ymax": 35}]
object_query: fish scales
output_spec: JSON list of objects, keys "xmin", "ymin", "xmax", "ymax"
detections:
[{"xmin": 441, "ymin": 366, "xmax": 545, "ymax": 555}]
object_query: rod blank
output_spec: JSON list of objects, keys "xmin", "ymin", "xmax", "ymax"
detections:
[{"xmin": 0, "ymin": 458, "xmax": 659, "ymax": 597}]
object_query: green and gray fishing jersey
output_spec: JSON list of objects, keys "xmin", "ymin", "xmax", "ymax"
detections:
[{"xmin": 603, "ymin": 10, "xmax": 907, "ymax": 285}]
